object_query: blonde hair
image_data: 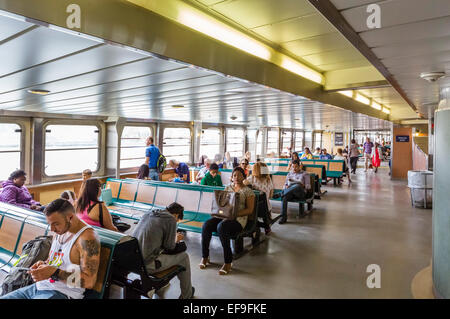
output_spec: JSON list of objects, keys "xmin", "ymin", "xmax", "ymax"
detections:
[{"xmin": 252, "ymin": 162, "xmax": 270, "ymax": 180}]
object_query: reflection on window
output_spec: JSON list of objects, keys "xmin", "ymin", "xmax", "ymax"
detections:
[
  {"xmin": 226, "ymin": 128, "xmax": 244, "ymax": 158},
  {"xmin": 200, "ymin": 128, "xmax": 221, "ymax": 160},
  {"xmin": 266, "ymin": 129, "xmax": 279, "ymax": 155},
  {"xmin": 294, "ymin": 131, "xmax": 303, "ymax": 151},
  {"xmin": 0, "ymin": 123, "xmax": 21, "ymax": 181},
  {"xmin": 163, "ymin": 127, "xmax": 191, "ymax": 163},
  {"xmin": 120, "ymin": 126, "xmax": 152, "ymax": 169},
  {"xmin": 281, "ymin": 131, "xmax": 292, "ymax": 155},
  {"xmin": 45, "ymin": 125, "xmax": 99, "ymax": 176}
]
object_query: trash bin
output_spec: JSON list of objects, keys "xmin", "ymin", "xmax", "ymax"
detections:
[{"xmin": 407, "ymin": 170, "xmax": 433, "ymax": 209}]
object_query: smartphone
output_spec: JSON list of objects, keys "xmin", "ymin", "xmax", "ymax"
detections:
[{"xmin": 14, "ymin": 267, "xmax": 31, "ymax": 271}]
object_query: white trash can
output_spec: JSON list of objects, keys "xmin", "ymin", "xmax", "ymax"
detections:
[{"xmin": 407, "ymin": 170, "xmax": 433, "ymax": 209}]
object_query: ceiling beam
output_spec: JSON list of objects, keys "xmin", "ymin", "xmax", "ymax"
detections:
[{"xmin": 308, "ymin": 0, "xmax": 420, "ymax": 117}]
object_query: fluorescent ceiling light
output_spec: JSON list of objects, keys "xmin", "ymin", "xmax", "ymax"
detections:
[
  {"xmin": 371, "ymin": 101, "xmax": 382, "ymax": 110},
  {"xmin": 382, "ymin": 107, "xmax": 391, "ymax": 114},
  {"xmin": 28, "ymin": 89, "xmax": 50, "ymax": 95},
  {"xmin": 172, "ymin": 105, "xmax": 185, "ymax": 108},
  {"xmin": 338, "ymin": 90, "xmax": 353, "ymax": 98},
  {"xmin": 178, "ymin": 10, "xmax": 271, "ymax": 61},
  {"xmin": 281, "ymin": 57, "xmax": 324, "ymax": 84},
  {"xmin": 355, "ymin": 93, "xmax": 371, "ymax": 105}
]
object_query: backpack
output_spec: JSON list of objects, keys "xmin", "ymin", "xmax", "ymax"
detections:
[
  {"xmin": 1, "ymin": 235, "xmax": 52, "ymax": 296},
  {"xmin": 157, "ymin": 154, "xmax": 167, "ymax": 174}
]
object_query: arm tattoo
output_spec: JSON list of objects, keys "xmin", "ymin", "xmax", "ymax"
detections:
[{"xmin": 81, "ymin": 239, "xmax": 100, "ymax": 258}]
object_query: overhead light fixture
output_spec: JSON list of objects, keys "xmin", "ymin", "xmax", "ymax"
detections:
[
  {"xmin": 258, "ymin": 115, "xmax": 264, "ymax": 118},
  {"xmin": 178, "ymin": 10, "xmax": 271, "ymax": 61},
  {"xmin": 338, "ymin": 90, "xmax": 353, "ymax": 98},
  {"xmin": 382, "ymin": 107, "xmax": 391, "ymax": 114},
  {"xmin": 27, "ymin": 89, "xmax": 50, "ymax": 95},
  {"xmin": 281, "ymin": 56, "xmax": 324, "ymax": 84},
  {"xmin": 355, "ymin": 93, "xmax": 371, "ymax": 105},
  {"xmin": 371, "ymin": 101, "xmax": 382, "ymax": 110},
  {"xmin": 230, "ymin": 116, "xmax": 238, "ymax": 120},
  {"xmin": 172, "ymin": 105, "xmax": 185, "ymax": 108}
]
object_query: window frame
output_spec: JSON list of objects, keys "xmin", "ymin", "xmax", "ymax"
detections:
[
  {"xmin": 266, "ymin": 128, "xmax": 280, "ymax": 156},
  {"xmin": 225, "ymin": 127, "xmax": 245, "ymax": 158},
  {"xmin": 294, "ymin": 130, "xmax": 304, "ymax": 151},
  {"xmin": 0, "ymin": 120, "xmax": 25, "ymax": 180},
  {"xmin": 161, "ymin": 125, "xmax": 193, "ymax": 164},
  {"xmin": 199, "ymin": 126, "xmax": 222, "ymax": 161},
  {"xmin": 42, "ymin": 120, "xmax": 102, "ymax": 179},
  {"xmin": 119, "ymin": 124, "xmax": 155, "ymax": 172}
]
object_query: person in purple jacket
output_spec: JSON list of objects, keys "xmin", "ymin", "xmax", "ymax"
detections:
[{"xmin": 0, "ymin": 170, "xmax": 44, "ymax": 211}]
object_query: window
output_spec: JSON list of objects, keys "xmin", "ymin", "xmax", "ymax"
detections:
[
  {"xmin": 256, "ymin": 130, "xmax": 263, "ymax": 159},
  {"xmin": 281, "ymin": 131, "xmax": 292, "ymax": 155},
  {"xmin": 163, "ymin": 127, "xmax": 191, "ymax": 163},
  {"xmin": 304, "ymin": 131, "xmax": 312, "ymax": 149},
  {"xmin": 314, "ymin": 132, "xmax": 322, "ymax": 150},
  {"xmin": 294, "ymin": 131, "xmax": 304, "ymax": 151},
  {"xmin": 45, "ymin": 124, "xmax": 99, "ymax": 176},
  {"xmin": 247, "ymin": 129, "xmax": 257, "ymax": 162},
  {"xmin": 226, "ymin": 128, "xmax": 244, "ymax": 158},
  {"xmin": 120, "ymin": 126, "xmax": 152, "ymax": 169},
  {"xmin": 200, "ymin": 128, "xmax": 221, "ymax": 160},
  {"xmin": 266, "ymin": 129, "xmax": 279, "ymax": 155},
  {"xmin": 0, "ymin": 123, "xmax": 22, "ymax": 181}
]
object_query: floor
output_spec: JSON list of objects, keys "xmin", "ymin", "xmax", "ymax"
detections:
[{"xmin": 112, "ymin": 164, "xmax": 433, "ymax": 299}]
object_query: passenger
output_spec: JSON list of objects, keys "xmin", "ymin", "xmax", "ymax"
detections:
[
  {"xmin": 82, "ymin": 169, "xmax": 92, "ymax": 181},
  {"xmin": 0, "ymin": 170, "xmax": 44, "ymax": 211},
  {"xmin": 196, "ymin": 159, "xmax": 212, "ymax": 183},
  {"xmin": 313, "ymin": 147, "xmax": 322, "ymax": 156},
  {"xmin": 213, "ymin": 154, "xmax": 224, "ymax": 169},
  {"xmin": 243, "ymin": 162, "xmax": 273, "ymax": 235},
  {"xmin": 223, "ymin": 152, "xmax": 237, "ymax": 169},
  {"xmin": 287, "ymin": 152, "xmax": 300, "ymax": 172},
  {"xmin": 319, "ymin": 148, "xmax": 333, "ymax": 160},
  {"xmin": 145, "ymin": 137, "xmax": 161, "ymax": 181},
  {"xmin": 132, "ymin": 202, "xmax": 194, "ymax": 299},
  {"xmin": 371, "ymin": 142, "xmax": 382, "ymax": 173},
  {"xmin": 200, "ymin": 167, "xmax": 255, "ymax": 275},
  {"xmin": 168, "ymin": 160, "xmax": 190, "ymax": 183},
  {"xmin": 300, "ymin": 147, "xmax": 313, "ymax": 160},
  {"xmin": 137, "ymin": 164, "xmax": 150, "ymax": 180},
  {"xmin": 274, "ymin": 160, "xmax": 311, "ymax": 225},
  {"xmin": 200, "ymin": 163, "xmax": 223, "ymax": 187},
  {"xmin": 60, "ymin": 190, "xmax": 76, "ymax": 206},
  {"xmin": 334, "ymin": 148, "xmax": 352, "ymax": 184},
  {"xmin": 198, "ymin": 155, "xmax": 208, "ymax": 167},
  {"xmin": 239, "ymin": 158, "xmax": 250, "ymax": 176},
  {"xmin": 76, "ymin": 179, "xmax": 118, "ymax": 232},
  {"xmin": 363, "ymin": 137, "xmax": 374, "ymax": 172},
  {"xmin": 349, "ymin": 139, "xmax": 360, "ymax": 174},
  {"xmin": 244, "ymin": 151, "xmax": 252, "ymax": 162},
  {"xmin": 0, "ymin": 198, "xmax": 100, "ymax": 299}
]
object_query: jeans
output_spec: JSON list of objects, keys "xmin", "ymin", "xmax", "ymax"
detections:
[
  {"xmin": 149, "ymin": 168, "xmax": 159, "ymax": 181},
  {"xmin": 147, "ymin": 252, "xmax": 192, "ymax": 299},
  {"xmin": 280, "ymin": 184, "xmax": 306, "ymax": 219},
  {"xmin": 0, "ymin": 283, "xmax": 69, "ymax": 299},
  {"xmin": 350, "ymin": 157, "xmax": 359, "ymax": 173},
  {"xmin": 202, "ymin": 218, "xmax": 243, "ymax": 264}
]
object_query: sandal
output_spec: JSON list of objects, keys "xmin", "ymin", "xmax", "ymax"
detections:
[
  {"xmin": 219, "ymin": 263, "xmax": 232, "ymax": 275},
  {"xmin": 199, "ymin": 258, "xmax": 210, "ymax": 269}
]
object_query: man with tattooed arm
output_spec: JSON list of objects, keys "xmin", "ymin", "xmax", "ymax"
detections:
[{"xmin": 1, "ymin": 198, "xmax": 101, "ymax": 299}]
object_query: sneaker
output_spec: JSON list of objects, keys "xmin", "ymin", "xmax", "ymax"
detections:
[
  {"xmin": 278, "ymin": 218, "xmax": 287, "ymax": 225},
  {"xmin": 179, "ymin": 287, "xmax": 195, "ymax": 299},
  {"xmin": 264, "ymin": 226, "xmax": 272, "ymax": 235}
]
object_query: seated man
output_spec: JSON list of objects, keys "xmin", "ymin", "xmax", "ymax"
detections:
[
  {"xmin": 195, "ymin": 159, "xmax": 211, "ymax": 183},
  {"xmin": 82, "ymin": 169, "xmax": 92, "ymax": 181},
  {"xmin": 132, "ymin": 203, "xmax": 194, "ymax": 299},
  {"xmin": 0, "ymin": 170, "xmax": 44, "ymax": 211},
  {"xmin": 319, "ymin": 149, "xmax": 333, "ymax": 160},
  {"xmin": 200, "ymin": 163, "xmax": 223, "ymax": 187},
  {"xmin": 274, "ymin": 160, "xmax": 311, "ymax": 225},
  {"xmin": 0, "ymin": 198, "xmax": 100, "ymax": 299},
  {"xmin": 168, "ymin": 160, "xmax": 190, "ymax": 183},
  {"xmin": 313, "ymin": 147, "xmax": 321, "ymax": 156}
]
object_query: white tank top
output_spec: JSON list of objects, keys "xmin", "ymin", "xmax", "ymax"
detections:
[{"xmin": 36, "ymin": 224, "xmax": 92, "ymax": 299}]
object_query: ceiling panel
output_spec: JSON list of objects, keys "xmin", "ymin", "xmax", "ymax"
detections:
[
  {"xmin": 302, "ymin": 47, "xmax": 365, "ymax": 66},
  {"xmin": 331, "ymin": 0, "xmax": 383, "ymax": 11},
  {"xmin": 0, "ymin": 14, "xmax": 33, "ymax": 41},
  {"xmin": 282, "ymin": 32, "xmax": 352, "ymax": 57},
  {"xmin": 316, "ymin": 59, "xmax": 371, "ymax": 72}
]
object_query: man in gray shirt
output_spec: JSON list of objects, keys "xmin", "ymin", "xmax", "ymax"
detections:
[
  {"xmin": 276, "ymin": 160, "xmax": 311, "ymax": 224},
  {"xmin": 132, "ymin": 202, "xmax": 194, "ymax": 299}
]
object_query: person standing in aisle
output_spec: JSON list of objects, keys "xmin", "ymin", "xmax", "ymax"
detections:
[
  {"xmin": 349, "ymin": 139, "xmax": 360, "ymax": 174},
  {"xmin": 145, "ymin": 136, "xmax": 161, "ymax": 181},
  {"xmin": 363, "ymin": 137, "xmax": 374, "ymax": 172}
]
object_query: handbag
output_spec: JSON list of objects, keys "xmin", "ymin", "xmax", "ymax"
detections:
[{"xmin": 211, "ymin": 190, "xmax": 240, "ymax": 220}]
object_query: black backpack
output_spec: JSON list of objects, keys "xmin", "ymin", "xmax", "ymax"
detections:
[
  {"xmin": 1, "ymin": 235, "xmax": 52, "ymax": 296},
  {"xmin": 157, "ymin": 154, "xmax": 167, "ymax": 174}
]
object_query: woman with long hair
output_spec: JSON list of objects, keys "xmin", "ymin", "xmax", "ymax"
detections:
[
  {"xmin": 371, "ymin": 142, "xmax": 382, "ymax": 173},
  {"xmin": 287, "ymin": 152, "xmax": 300, "ymax": 172},
  {"xmin": 76, "ymin": 179, "xmax": 118, "ymax": 231},
  {"xmin": 137, "ymin": 164, "xmax": 150, "ymax": 180}
]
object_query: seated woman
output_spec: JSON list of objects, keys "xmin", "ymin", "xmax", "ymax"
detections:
[
  {"xmin": 0, "ymin": 170, "xmax": 43, "ymax": 211},
  {"xmin": 137, "ymin": 164, "xmax": 150, "ymax": 180},
  {"xmin": 76, "ymin": 179, "xmax": 118, "ymax": 232},
  {"xmin": 199, "ymin": 167, "xmax": 255, "ymax": 275},
  {"xmin": 200, "ymin": 163, "xmax": 223, "ymax": 187},
  {"xmin": 60, "ymin": 190, "xmax": 76, "ymax": 205},
  {"xmin": 239, "ymin": 158, "xmax": 250, "ymax": 177},
  {"xmin": 334, "ymin": 148, "xmax": 351, "ymax": 184},
  {"xmin": 287, "ymin": 152, "xmax": 300, "ymax": 172},
  {"xmin": 300, "ymin": 147, "xmax": 313, "ymax": 159},
  {"xmin": 243, "ymin": 162, "xmax": 273, "ymax": 235}
]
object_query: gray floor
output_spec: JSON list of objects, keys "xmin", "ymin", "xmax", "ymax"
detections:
[{"xmin": 137, "ymin": 166, "xmax": 432, "ymax": 299}]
